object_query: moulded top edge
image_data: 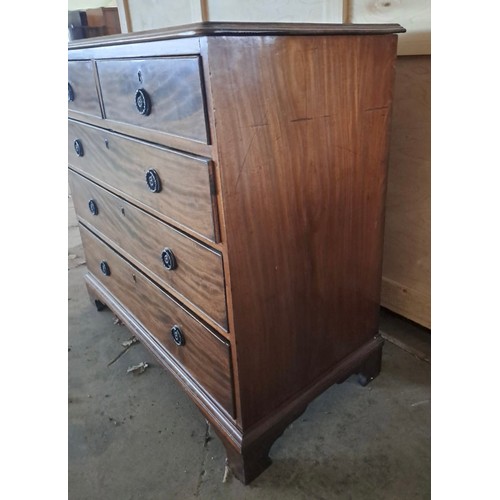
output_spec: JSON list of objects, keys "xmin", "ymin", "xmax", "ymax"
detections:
[{"xmin": 68, "ymin": 21, "xmax": 406, "ymax": 49}]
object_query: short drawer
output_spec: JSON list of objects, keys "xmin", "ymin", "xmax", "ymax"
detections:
[
  {"xmin": 68, "ymin": 60, "xmax": 102, "ymax": 118},
  {"xmin": 68, "ymin": 120, "xmax": 219, "ymax": 243},
  {"xmin": 69, "ymin": 170, "xmax": 228, "ymax": 332},
  {"xmin": 80, "ymin": 225, "xmax": 234, "ymax": 416},
  {"xmin": 96, "ymin": 57, "xmax": 209, "ymax": 144}
]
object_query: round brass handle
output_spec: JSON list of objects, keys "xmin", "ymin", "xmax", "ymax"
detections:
[
  {"xmin": 74, "ymin": 139, "xmax": 84, "ymax": 157},
  {"xmin": 88, "ymin": 199, "xmax": 98, "ymax": 216},
  {"xmin": 161, "ymin": 248, "xmax": 177, "ymax": 271},
  {"xmin": 100, "ymin": 261, "xmax": 111, "ymax": 276},
  {"xmin": 135, "ymin": 88, "xmax": 151, "ymax": 116},
  {"xmin": 171, "ymin": 325, "xmax": 185, "ymax": 346},
  {"xmin": 145, "ymin": 169, "xmax": 161, "ymax": 193}
]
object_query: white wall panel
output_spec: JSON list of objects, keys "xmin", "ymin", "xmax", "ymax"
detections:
[
  {"xmin": 69, "ymin": 0, "xmax": 116, "ymax": 10},
  {"xmin": 126, "ymin": 0, "xmax": 202, "ymax": 32},
  {"xmin": 206, "ymin": 0, "xmax": 343, "ymax": 23}
]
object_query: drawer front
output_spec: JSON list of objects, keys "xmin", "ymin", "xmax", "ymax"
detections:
[
  {"xmin": 68, "ymin": 61, "xmax": 102, "ymax": 118},
  {"xmin": 80, "ymin": 226, "xmax": 234, "ymax": 416},
  {"xmin": 96, "ymin": 57, "xmax": 209, "ymax": 144},
  {"xmin": 69, "ymin": 170, "xmax": 228, "ymax": 331},
  {"xmin": 68, "ymin": 120, "xmax": 219, "ymax": 243}
]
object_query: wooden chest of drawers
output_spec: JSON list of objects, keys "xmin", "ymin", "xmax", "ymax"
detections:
[{"xmin": 68, "ymin": 22, "xmax": 404, "ymax": 484}]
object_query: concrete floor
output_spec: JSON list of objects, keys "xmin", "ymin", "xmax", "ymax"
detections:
[{"xmin": 68, "ymin": 195, "xmax": 431, "ymax": 499}]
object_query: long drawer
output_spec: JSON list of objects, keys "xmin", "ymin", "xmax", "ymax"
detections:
[
  {"xmin": 80, "ymin": 225, "xmax": 234, "ymax": 416},
  {"xmin": 68, "ymin": 120, "xmax": 219, "ymax": 243},
  {"xmin": 69, "ymin": 170, "xmax": 228, "ymax": 332},
  {"xmin": 68, "ymin": 60, "xmax": 102, "ymax": 118},
  {"xmin": 96, "ymin": 56, "xmax": 209, "ymax": 144}
]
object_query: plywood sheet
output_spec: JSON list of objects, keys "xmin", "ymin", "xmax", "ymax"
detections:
[
  {"xmin": 350, "ymin": 0, "xmax": 430, "ymax": 55},
  {"xmin": 381, "ymin": 55, "xmax": 431, "ymax": 328}
]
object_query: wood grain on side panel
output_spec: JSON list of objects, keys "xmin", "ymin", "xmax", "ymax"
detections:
[{"xmin": 208, "ymin": 34, "xmax": 397, "ymax": 427}]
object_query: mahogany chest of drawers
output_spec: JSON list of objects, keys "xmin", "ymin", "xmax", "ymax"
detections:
[{"xmin": 68, "ymin": 22, "xmax": 404, "ymax": 484}]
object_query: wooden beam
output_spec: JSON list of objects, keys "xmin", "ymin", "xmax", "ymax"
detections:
[
  {"xmin": 200, "ymin": 0, "xmax": 209, "ymax": 22},
  {"xmin": 343, "ymin": 0, "xmax": 351, "ymax": 23},
  {"xmin": 116, "ymin": 0, "xmax": 132, "ymax": 33}
]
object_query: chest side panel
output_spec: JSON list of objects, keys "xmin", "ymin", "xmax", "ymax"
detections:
[{"xmin": 208, "ymin": 34, "xmax": 398, "ymax": 427}]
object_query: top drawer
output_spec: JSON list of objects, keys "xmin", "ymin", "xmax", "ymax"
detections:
[
  {"xmin": 68, "ymin": 61, "xmax": 102, "ymax": 118},
  {"xmin": 96, "ymin": 57, "xmax": 209, "ymax": 144}
]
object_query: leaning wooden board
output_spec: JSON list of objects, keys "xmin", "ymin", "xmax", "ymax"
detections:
[{"xmin": 381, "ymin": 55, "xmax": 431, "ymax": 329}]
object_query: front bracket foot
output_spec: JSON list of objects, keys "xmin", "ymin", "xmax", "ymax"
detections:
[
  {"xmin": 357, "ymin": 341, "xmax": 383, "ymax": 386},
  {"xmin": 94, "ymin": 299, "xmax": 106, "ymax": 312},
  {"xmin": 224, "ymin": 441, "xmax": 273, "ymax": 485}
]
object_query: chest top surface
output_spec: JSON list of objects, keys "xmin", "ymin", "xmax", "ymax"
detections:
[{"xmin": 68, "ymin": 21, "xmax": 406, "ymax": 49}]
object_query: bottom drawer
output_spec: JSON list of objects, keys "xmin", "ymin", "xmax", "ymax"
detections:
[{"xmin": 80, "ymin": 224, "xmax": 234, "ymax": 416}]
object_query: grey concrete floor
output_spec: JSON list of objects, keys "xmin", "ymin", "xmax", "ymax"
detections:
[{"xmin": 68, "ymin": 194, "xmax": 431, "ymax": 499}]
